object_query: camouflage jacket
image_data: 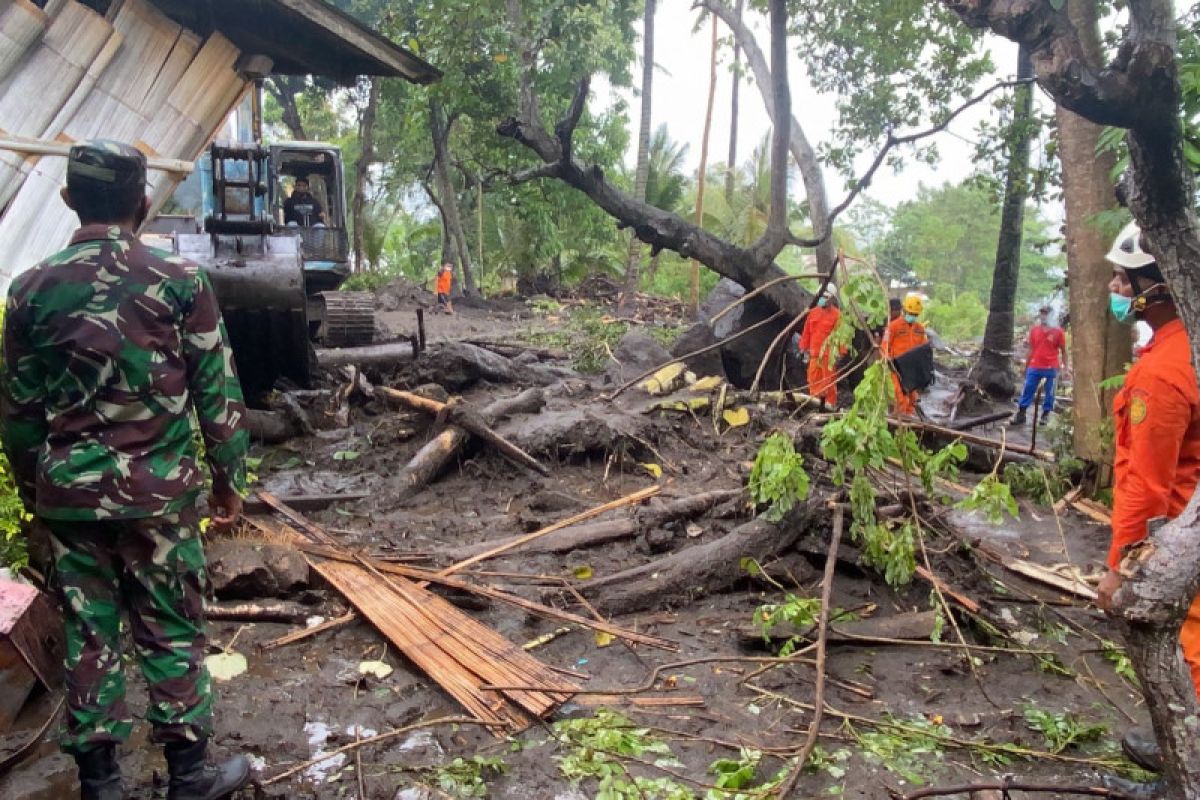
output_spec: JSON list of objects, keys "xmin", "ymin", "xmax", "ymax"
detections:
[{"xmin": 0, "ymin": 225, "xmax": 248, "ymax": 521}]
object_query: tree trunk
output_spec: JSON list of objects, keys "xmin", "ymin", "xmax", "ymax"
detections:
[
  {"xmin": 429, "ymin": 100, "xmax": 479, "ymax": 298},
  {"xmin": 703, "ymin": 0, "xmax": 836, "ymax": 276},
  {"xmin": 351, "ymin": 78, "xmax": 380, "ymax": 274},
  {"xmin": 690, "ymin": 14, "xmax": 720, "ymax": 314},
  {"xmin": 968, "ymin": 46, "xmax": 1034, "ymax": 399},
  {"xmin": 724, "ymin": 0, "xmax": 745, "ymax": 205},
  {"xmin": 265, "ymin": 76, "xmax": 308, "ymax": 140},
  {"xmin": 937, "ymin": 2, "xmax": 1200, "ymax": 795},
  {"xmin": 619, "ymin": 0, "xmax": 656, "ymax": 315}
]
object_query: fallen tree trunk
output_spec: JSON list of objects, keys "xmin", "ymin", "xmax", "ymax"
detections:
[
  {"xmin": 580, "ymin": 500, "xmax": 817, "ymax": 616},
  {"xmin": 390, "ymin": 388, "xmax": 547, "ymax": 502},
  {"xmin": 447, "ymin": 488, "xmax": 744, "ymax": 559}
]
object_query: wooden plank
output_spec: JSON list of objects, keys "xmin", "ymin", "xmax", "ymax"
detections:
[
  {"xmin": 999, "ymin": 558, "xmax": 1098, "ymax": 602},
  {"xmin": 0, "ymin": 134, "xmax": 194, "ymax": 173}
]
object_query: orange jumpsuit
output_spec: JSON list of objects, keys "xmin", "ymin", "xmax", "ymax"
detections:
[
  {"xmin": 883, "ymin": 316, "xmax": 928, "ymax": 416},
  {"xmin": 436, "ymin": 269, "xmax": 453, "ymax": 296},
  {"xmin": 799, "ymin": 306, "xmax": 841, "ymax": 405},
  {"xmin": 1110, "ymin": 318, "xmax": 1200, "ymax": 698}
]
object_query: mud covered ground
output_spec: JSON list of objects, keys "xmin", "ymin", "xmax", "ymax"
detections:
[{"xmin": 0, "ymin": 292, "xmax": 1147, "ymax": 800}]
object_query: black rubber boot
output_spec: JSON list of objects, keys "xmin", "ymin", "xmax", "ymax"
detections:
[
  {"xmin": 1102, "ymin": 775, "xmax": 1167, "ymax": 800},
  {"xmin": 1009, "ymin": 408, "xmax": 1028, "ymax": 426},
  {"xmin": 1121, "ymin": 729, "xmax": 1163, "ymax": 772},
  {"xmin": 74, "ymin": 744, "xmax": 123, "ymax": 800},
  {"xmin": 165, "ymin": 738, "xmax": 251, "ymax": 800}
]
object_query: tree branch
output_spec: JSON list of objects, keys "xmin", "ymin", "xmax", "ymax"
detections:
[
  {"xmin": 788, "ymin": 78, "xmax": 1033, "ymax": 248},
  {"xmin": 938, "ymin": 0, "xmax": 1173, "ymax": 129},
  {"xmin": 752, "ymin": 0, "xmax": 792, "ymax": 262},
  {"xmin": 556, "ymin": 77, "xmax": 590, "ymax": 165}
]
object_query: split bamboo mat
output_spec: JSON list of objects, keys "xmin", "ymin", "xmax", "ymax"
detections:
[{"xmin": 247, "ymin": 494, "xmax": 579, "ymax": 735}]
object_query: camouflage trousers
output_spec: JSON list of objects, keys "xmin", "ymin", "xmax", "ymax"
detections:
[{"xmin": 45, "ymin": 509, "xmax": 213, "ymax": 754}]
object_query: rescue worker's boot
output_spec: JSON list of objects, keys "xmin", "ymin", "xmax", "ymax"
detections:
[
  {"xmin": 1009, "ymin": 408, "xmax": 1027, "ymax": 426},
  {"xmin": 74, "ymin": 744, "xmax": 123, "ymax": 800},
  {"xmin": 1102, "ymin": 775, "xmax": 1167, "ymax": 799},
  {"xmin": 165, "ymin": 738, "xmax": 250, "ymax": 800},
  {"xmin": 1121, "ymin": 729, "xmax": 1163, "ymax": 772}
]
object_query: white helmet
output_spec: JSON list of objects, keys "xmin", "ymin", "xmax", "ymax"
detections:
[{"xmin": 1106, "ymin": 221, "xmax": 1156, "ymax": 270}]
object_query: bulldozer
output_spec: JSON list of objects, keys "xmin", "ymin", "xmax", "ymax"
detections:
[{"xmin": 158, "ymin": 140, "xmax": 376, "ymax": 396}]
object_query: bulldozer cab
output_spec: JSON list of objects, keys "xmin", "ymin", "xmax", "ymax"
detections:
[{"xmin": 272, "ymin": 143, "xmax": 350, "ymax": 292}]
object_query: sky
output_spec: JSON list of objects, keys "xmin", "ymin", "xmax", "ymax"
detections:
[{"xmin": 608, "ymin": 2, "xmax": 1030, "ymax": 216}]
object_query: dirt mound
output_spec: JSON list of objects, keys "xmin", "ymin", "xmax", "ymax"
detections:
[{"xmin": 375, "ymin": 276, "xmax": 432, "ymax": 312}]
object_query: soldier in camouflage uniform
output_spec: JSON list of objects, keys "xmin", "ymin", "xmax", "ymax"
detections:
[{"xmin": 0, "ymin": 141, "xmax": 251, "ymax": 800}]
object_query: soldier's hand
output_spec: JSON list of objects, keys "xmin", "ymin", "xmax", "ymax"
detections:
[
  {"xmin": 1096, "ymin": 568, "xmax": 1123, "ymax": 613},
  {"xmin": 210, "ymin": 486, "xmax": 243, "ymax": 533}
]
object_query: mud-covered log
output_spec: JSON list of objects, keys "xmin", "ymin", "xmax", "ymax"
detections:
[
  {"xmin": 448, "ymin": 488, "xmax": 744, "ymax": 559},
  {"xmin": 408, "ymin": 341, "xmax": 575, "ymax": 391},
  {"xmin": 581, "ymin": 500, "xmax": 816, "ymax": 616},
  {"xmin": 391, "ymin": 388, "xmax": 547, "ymax": 501},
  {"xmin": 316, "ymin": 341, "xmax": 416, "ymax": 368}
]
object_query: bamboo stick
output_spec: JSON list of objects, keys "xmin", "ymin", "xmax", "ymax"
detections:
[{"xmin": 0, "ymin": 134, "xmax": 194, "ymax": 174}]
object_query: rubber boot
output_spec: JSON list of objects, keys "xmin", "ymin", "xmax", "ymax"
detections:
[
  {"xmin": 74, "ymin": 744, "xmax": 123, "ymax": 800},
  {"xmin": 1009, "ymin": 408, "xmax": 1027, "ymax": 426},
  {"xmin": 165, "ymin": 738, "xmax": 251, "ymax": 800},
  {"xmin": 1102, "ymin": 775, "xmax": 1167, "ymax": 800},
  {"xmin": 1121, "ymin": 729, "xmax": 1163, "ymax": 772}
]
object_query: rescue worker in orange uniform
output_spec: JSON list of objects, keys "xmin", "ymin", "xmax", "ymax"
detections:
[
  {"xmin": 799, "ymin": 290, "xmax": 842, "ymax": 406},
  {"xmin": 1095, "ymin": 222, "xmax": 1200, "ymax": 797},
  {"xmin": 435, "ymin": 262, "xmax": 455, "ymax": 315},
  {"xmin": 883, "ymin": 293, "xmax": 929, "ymax": 416}
]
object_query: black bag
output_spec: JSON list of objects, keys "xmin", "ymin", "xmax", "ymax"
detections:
[{"xmin": 893, "ymin": 343, "xmax": 935, "ymax": 393}]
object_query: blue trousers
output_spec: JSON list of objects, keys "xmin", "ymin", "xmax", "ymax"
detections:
[{"xmin": 1018, "ymin": 367, "xmax": 1058, "ymax": 413}]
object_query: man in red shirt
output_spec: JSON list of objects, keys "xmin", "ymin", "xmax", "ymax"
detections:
[
  {"xmin": 798, "ymin": 291, "xmax": 841, "ymax": 406},
  {"xmin": 1010, "ymin": 304, "xmax": 1068, "ymax": 425}
]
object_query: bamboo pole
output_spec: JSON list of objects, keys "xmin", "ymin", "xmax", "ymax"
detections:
[{"xmin": 0, "ymin": 134, "xmax": 195, "ymax": 174}]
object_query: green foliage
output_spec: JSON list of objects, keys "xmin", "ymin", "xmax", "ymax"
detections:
[
  {"xmin": 1022, "ymin": 707, "xmax": 1107, "ymax": 754},
  {"xmin": 525, "ymin": 308, "xmax": 630, "ymax": 373},
  {"xmin": 924, "ymin": 293, "xmax": 988, "ymax": 343},
  {"xmin": 956, "ymin": 474, "xmax": 1019, "ymax": 523},
  {"xmin": 705, "ymin": 748, "xmax": 787, "ymax": 799},
  {"xmin": 1101, "ymin": 639, "xmax": 1140, "ymax": 686},
  {"xmin": 753, "ymin": 594, "xmax": 821, "ymax": 657},
  {"xmin": 428, "ymin": 755, "xmax": 508, "ymax": 798},
  {"xmin": 552, "ymin": 710, "xmax": 692, "ymax": 799},
  {"xmin": 850, "ymin": 714, "xmax": 949, "ymax": 786},
  {"xmin": 820, "ymin": 363, "xmax": 966, "ymax": 586},
  {"xmin": 0, "ymin": 453, "xmax": 28, "ymax": 571},
  {"xmin": 749, "ymin": 433, "xmax": 811, "ymax": 522}
]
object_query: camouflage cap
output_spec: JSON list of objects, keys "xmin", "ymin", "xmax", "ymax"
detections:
[{"xmin": 67, "ymin": 140, "xmax": 147, "ymax": 188}]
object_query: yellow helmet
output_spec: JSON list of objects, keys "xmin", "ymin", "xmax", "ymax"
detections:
[{"xmin": 902, "ymin": 293, "xmax": 924, "ymax": 316}]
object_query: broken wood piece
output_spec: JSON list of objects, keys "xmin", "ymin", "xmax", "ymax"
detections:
[
  {"xmin": 379, "ymin": 387, "xmax": 550, "ymax": 476},
  {"xmin": 915, "ymin": 566, "xmax": 981, "ymax": 614},
  {"xmin": 391, "ymin": 388, "xmax": 546, "ymax": 502},
  {"xmin": 205, "ymin": 600, "xmax": 318, "ymax": 624},
  {"xmin": 242, "ymin": 493, "xmax": 368, "ymax": 515},
  {"xmin": 949, "ymin": 411, "xmax": 1013, "ymax": 431},
  {"xmin": 891, "ymin": 417, "xmax": 1055, "ymax": 462},
  {"xmin": 1070, "ymin": 498, "xmax": 1112, "ymax": 525},
  {"xmin": 448, "ymin": 488, "xmax": 743, "ymax": 559},
  {"xmin": 287, "ymin": 540, "xmax": 678, "ymax": 652},
  {"xmin": 996, "ymin": 558, "xmax": 1098, "ymax": 601},
  {"xmin": 436, "ymin": 485, "xmax": 662, "ymax": 578},
  {"xmin": 258, "ymin": 611, "xmax": 358, "ymax": 652}
]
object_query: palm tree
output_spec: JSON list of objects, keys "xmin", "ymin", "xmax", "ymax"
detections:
[
  {"xmin": 618, "ymin": 0, "xmax": 656, "ymax": 314},
  {"xmin": 644, "ymin": 125, "xmax": 689, "ymax": 278}
]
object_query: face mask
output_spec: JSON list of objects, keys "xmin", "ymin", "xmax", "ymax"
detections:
[
  {"xmin": 1109, "ymin": 293, "xmax": 1134, "ymax": 324},
  {"xmin": 904, "ymin": 313, "xmax": 918, "ymax": 324},
  {"xmin": 817, "ymin": 298, "xmax": 828, "ymax": 308}
]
